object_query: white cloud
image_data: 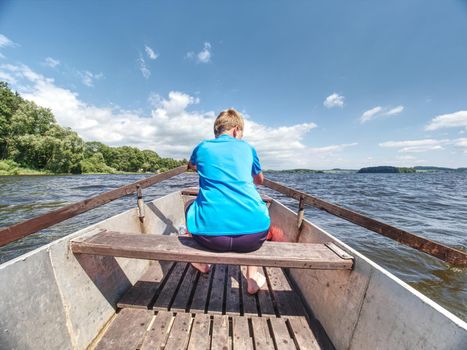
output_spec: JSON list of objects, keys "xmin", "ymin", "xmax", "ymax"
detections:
[
  {"xmin": 44, "ymin": 57, "xmax": 60, "ymax": 68},
  {"xmin": 425, "ymin": 110, "xmax": 467, "ymax": 131},
  {"xmin": 198, "ymin": 42, "xmax": 211, "ymax": 63},
  {"xmin": 396, "ymin": 155, "xmax": 416, "ymax": 161},
  {"xmin": 0, "ymin": 34, "xmax": 17, "ymax": 48},
  {"xmin": 323, "ymin": 93, "xmax": 344, "ymax": 108},
  {"xmin": 309, "ymin": 143, "xmax": 358, "ymax": 153},
  {"xmin": 360, "ymin": 105, "xmax": 404, "ymax": 123},
  {"xmin": 145, "ymin": 45, "xmax": 158, "ymax": 60},
  {"xmin": 0, "ymin": 63, "xmax": 359, "ymax": 169},
  {"xmin": 453, "ymin": 138, "xmax": 467, "ymax": 153},
  {"xmin": 360, "ymin": 106, "xmax": 383, "ymax": 123},
  {"xmin": 385, "ymin": 105, "xmax": 404, "ymax": 116},
  {"xmin": 187, "ymin": 42, "xmax": 212, "ymax": 63},
  {"xmin": 379, "ymin": 139, "xmax": 449, "ymax": 153},
  {"xmin": 137, "ymin": 54, "xmax": 150, "ymax": 79},
  {"xmin": 0, "ymin": 70, "xmax": 16, "ymax": 84},
  {"xmin": 79, "ymin": 70, "xmax": 103, "ymax": 87}
]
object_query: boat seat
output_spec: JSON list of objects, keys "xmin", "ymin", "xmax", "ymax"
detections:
[{"xmin": 71, "ymin": 229, "xmax": 353, "ymax": 270}]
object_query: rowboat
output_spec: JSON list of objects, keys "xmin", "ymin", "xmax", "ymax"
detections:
[{"xmin": 0, "ymin": 168, "xmax": 466, "ymax": 349}]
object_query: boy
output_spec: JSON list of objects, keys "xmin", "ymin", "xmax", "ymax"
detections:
[{"xmin": 186, "ymin": 109, "xmax": 270, "ymax": 294}]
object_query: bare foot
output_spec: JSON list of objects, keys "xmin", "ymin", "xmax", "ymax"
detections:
[
  {"xmin": 191, "ymin": 263, "xmax": 211, "ymax": 273},
  {"xmin": 247, "ymin": 271, "xmax": 266, "ymax": 294}
]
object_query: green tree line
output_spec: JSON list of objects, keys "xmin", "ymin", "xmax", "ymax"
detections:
[{"xmin": 0, "ymin": 82, "xmax": 186, "ymax": 174}]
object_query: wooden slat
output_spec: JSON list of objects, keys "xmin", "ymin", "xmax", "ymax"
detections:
[
  {"xmin": 71, "ymin": 230, "xmax": 354, "ymax": 270},
  {"xmin": 251, "ymin": 317, "xmax": 275, "ymax": 350},
  {"xmin": 263, "ymin": 178, "xmax": 467, "ymax": 266},
  {"xmin": 288, "ymin": 317, "xmax": 320, "ymax": 350},
  {"xmin": 140, "ymin": 311, "xmax": 174, "ymax": 350},
  {"xmin": 95, "ymin": 309, "xmax": 152, "ymax": 350},
  {"xmin": 256, "ymin": 267, "xmax": 275, "ymax": 317},
  {"xmin": 269, "ymin": 317, "xmax": 296, "ymax": 350},
  {"xmin": 187, "ymin": 313, "xmax": 211, "ymax": 350},
  {"xmin": 225, "ymin": 265, "xmax": 241, "ymax": 315},
  {"xmin": 0, "ymin": 166, "xmax": 186, "ymax": 248},
  {"xmin": 232, "ymin": 316, "xmax": 254, "ymax": 350},
  {"xmin": 118, "ymin": 262, "xmax": 173, "ymax": 309},
  {"xmin": 182, "ymin": 187, "xmax": 273, "ymax": 203},
  {"xmin": 265, "ymin": 267, "xmax": 307, "ymax": 318},
  {"xmin": 170, "ymin": 265, "xmax": 199, "ymax": 312},
  {"xmin": 153, "ymin": 263, "xmax": 187, "ymax": 311},
  {"xmin": 207, "ymin": 264, "xmax": 227, "ymax": 314},
  {"xmin": 190, "ymin": 266, "xmax": 214, "ymax": 313},
  {"xmin": 164, "ymin": 312, "xmax": 193, "ymax": 350},
  {"xmin": 211, "ymin": 315, "xmax": 230, "ymax": 350},
  {"xmin": 240, "ymin": 266, "xmax": 259, "ymax": 316}
]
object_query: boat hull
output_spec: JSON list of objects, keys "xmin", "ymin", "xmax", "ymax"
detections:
[{"xmin": 0, "ymin": 190, "xmax": 465, "ymax": 349}]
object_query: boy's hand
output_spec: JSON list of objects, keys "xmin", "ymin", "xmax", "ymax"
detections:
[
  {"xmin": 253, "ymin": 172, "xmax": 264, "ymax": 185},
  {"xmin": 187, "ymin": 161, "xmax": 197, "ymax": 172}
]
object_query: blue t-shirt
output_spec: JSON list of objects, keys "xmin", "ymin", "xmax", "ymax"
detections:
[{"xmin": 186, "ymin": 134, "xmax": 270, "ymax": 236}]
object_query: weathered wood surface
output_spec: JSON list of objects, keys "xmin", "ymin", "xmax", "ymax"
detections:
[
  {"xmin": 94, "ymin": 309, "xmax": 152, "ymax": 350},
  {"xmin": 211, "ymin": 315, "xmax": 230, "ymax": 350},
  {"xmin": 269, "ymin": 317, "xmax": 297, "ymax": 350},
  {"xmin": 0, "ymin": 166, "xmax": 186, "ymax": 248},
  {"xmin": 71, "ymin": 230, "xmax": 354, "ymax": 269},
  {"xmin": 251, "ymin": 317, "xmax": 275, "ymax": 350},
  {"xmin": 182, "ymin": 187, "xmax": 273, "ymax": 203},
  {"xmin": 187, "ymin": 313, "xmax": 211, "ymax": 350},
  {"xmin": 153, "ymin": 263, "xmax": 187, "ymax": 311},
  {"xmin": 225, "ymin": 264, "xmax": 241, "ymax": 315},
  {"xmin": 266, "ymin": 267, "xmax": 307, "ymax": 318},
  {"xmin": 96, "ymin": 312, "xmax": 321, "ymax": 350},
  {"xmin": 118, "ymin": 264, "xmax": 307, "ymax": 319},
  {"xmin": 170, "ymin": 264, "xmax": 198, "ymax": 312},
  {"xmin": 140, "ymin": 311, "xmax": 173, "ymax": 350},
  {"xmin": 240, "ymin": 266, "xmax": 259, "ymax": 316},
  {"xmin": 256, "ymin": 267, "xmax": 276, "ymax": 316},
  {"xmin": 164, "ymin": 312, "xmax": 192, "ymax": 350},
  {"xmin": 117, "ymin": 262, "xmax": 173, "ymax": 309},
  {"xmin": 208, "ymin": 264, "xmax": 227, "ymax": 314},
  {"xmin": 190, "ymin": 266, "xmax": 214, "ymax": 313},
  {"xmin": 263, "ymin": 178, "xmax": 467, "ymax": 266},
  {"xmin": 96, "ymin": 264, "xmax": 325, "ymax": 349},
  {"xmin": 289, "ymin": 317, "xmax": 321, "ymax": 350},
  {"xmin": 233, "ymin": 316, "xmax": 254, "ymax": 350}
]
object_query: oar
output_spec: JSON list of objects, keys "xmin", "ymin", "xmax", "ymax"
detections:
[
  {"xmin": 0, "ymin": 166, "xmax": 187, "ymax": 247},
  {"xmin": 263, "ymin": 178, "xmax": 467, "ymax": 266}
]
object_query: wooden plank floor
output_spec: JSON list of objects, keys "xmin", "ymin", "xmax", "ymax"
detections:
[{"xmin": 95, "ymin": 263, "xmax": 325, "ymax": 349}]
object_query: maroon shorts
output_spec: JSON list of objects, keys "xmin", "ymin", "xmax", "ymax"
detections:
[{"xmin": 185, "ymin": 200, "xmax": 268, "ymax": 253}]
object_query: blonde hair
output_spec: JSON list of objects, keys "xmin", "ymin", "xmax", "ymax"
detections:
[{"xmin": 213, "ymin": 109, "xmax": 244, "ymax": 137}]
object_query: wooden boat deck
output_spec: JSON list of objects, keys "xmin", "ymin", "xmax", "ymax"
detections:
[{"xmin": 93, "ymin": 262, "xmax": 327, "ymax": 349}]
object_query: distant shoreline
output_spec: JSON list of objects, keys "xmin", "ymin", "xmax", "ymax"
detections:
[
  {"xmin": 2, "ymin": 165, "xmax": 467, "ymax": 176},
  {"xmin": 265, "ymin": 166, "xmax": 467, "ymax": 174}
]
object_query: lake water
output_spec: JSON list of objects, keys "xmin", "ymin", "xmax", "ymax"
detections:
[{"xmin": 0, "ymin": 172, "xmax": 466, "ymax": 320}]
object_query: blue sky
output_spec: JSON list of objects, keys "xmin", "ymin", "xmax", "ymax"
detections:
[{"xmin": 1, "ymin": 0, "xmax": 467, "ymax": 169}]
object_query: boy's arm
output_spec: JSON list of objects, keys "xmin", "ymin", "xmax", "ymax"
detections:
[
  {"xmin": 251, "ymin": 146, "xmax": 263, "ymax": 185},
  {"xmin": 253, "ymin": 172, "xmax": 264, "ymax": 185},
  {"xmin": 188, "ymin": 161, "xmax": 197, "ymax": 172}
]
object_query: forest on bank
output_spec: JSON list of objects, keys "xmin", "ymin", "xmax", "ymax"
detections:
[{"xmin": 0, "ymin": 82, "xmax": 186, "ymax": 175}]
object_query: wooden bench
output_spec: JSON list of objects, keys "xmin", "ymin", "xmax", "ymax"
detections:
[{"xmin": 71, "ymin": 229, "xmax": 353, "ymax": 270}]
